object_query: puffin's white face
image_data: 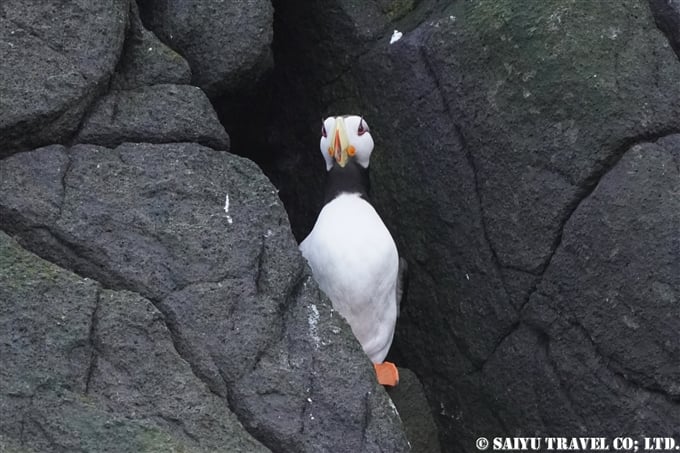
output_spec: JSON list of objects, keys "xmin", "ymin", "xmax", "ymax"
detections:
[{"xmin": 319, "ymin": 115, "xmax": 374, "ymax": 171}]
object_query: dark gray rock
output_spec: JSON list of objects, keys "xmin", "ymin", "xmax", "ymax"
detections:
[
  {"xmin": 138, "ymin": 0, "xmax": 274, "ymax": 97},
  {"xmin": 76, "ymin": 84, "xmax": 229, "ymax": 150},
  {"xmin": 260, "ymin": 0, "xmax": 680, "ymax": 452},
  {"xmin": 485, "ymin": 134, "xmax": 680, "ymax": 436},
  {"xmin": 649, "ymin": 0, "xmax": 680, "ymax": 59},
  {"xmin": 0, "ymin": 0, "xmax": 128, "ymax": 155},
  {"xmin": 479, "ymin": 325, "xmax": 584, "ymax": 435},
  {"xmin": 111, "ymin": 0, "xmax": 191, "ymax": 90},
  {"xmin": 0, "ymin": 231, "xmax": 268, "ymax": 452},
  {"xmin": 91, "ymin": 289, "xmax": 269, "ymax": 452},
  {"xmin": 388, "ymin": 369, "xmax": 442, "ymax": 453},
  {"xmin": 0, "ymin": 143, "xmax": 409, "ymax": 452},
  {"xmin": 5, "ymin": 0, "xmax": 676, "ymax": 450},
  {"xmin": 421, "ymin": 0, "xmax": 680, "ymax": 275},
  {"xmin": 0, "ymin": 145, "xmax": 68, "ymax": 228},
  {"xmin": 362, "ymin": 2, "xmax": 680, "ymax": 448},
  {"xmin": 523, "ymin": 134, "xmax": 680, "ymax": 389},
  {"xmin": 0, "ymin": 232, "xmax": 97, "ymax": 399},
  {"xmin": 229, "ymin": 277, "xmax": 408, "ymax": 452}
]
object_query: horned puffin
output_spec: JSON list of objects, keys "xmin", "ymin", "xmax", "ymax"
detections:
[{"xmin": 299, "ymin": 115, "xmax": 400, "ymax": 386}]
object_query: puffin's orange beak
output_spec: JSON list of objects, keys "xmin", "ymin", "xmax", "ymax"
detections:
[{"xmin": 329, "ymin": 117, "xmax": 350, "ymax": 167}]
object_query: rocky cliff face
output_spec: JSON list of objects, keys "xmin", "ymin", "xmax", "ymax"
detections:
[
  {"xmin": 0, "ymin": 1, "xmax": 410, "ymax": 452},
  {"xmin": 224, "ymin": 0, "xmax": 680, "ymax": 452},
  {"xmin": 2, "ymin": 0, "xmax": 679, "ymax": 452}
]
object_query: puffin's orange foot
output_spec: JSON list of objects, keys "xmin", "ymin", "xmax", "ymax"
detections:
[{"xmin": 374, "ymin": 362, "xmax": 399, "ymax": 387}]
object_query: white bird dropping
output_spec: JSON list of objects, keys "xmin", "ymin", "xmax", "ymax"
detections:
[
  {"xmin": 390, "ymin": 30, "xmax": 403, "ymax": 44},
  {"xmin": 224, "ymin": 194, "xmax": 233, "ymax": 224}
]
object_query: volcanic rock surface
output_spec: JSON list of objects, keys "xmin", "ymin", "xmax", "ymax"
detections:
[
  {"xmin": 247, "ymin": 1, "xmax": 680, "ymax": 451},
  {"xmin": 0, "ymin": 1, "xmax": 411, "ymax": 452},
  {"xmin": 3, "ymin": 0, "xmax": 679, "ymax": 452}
]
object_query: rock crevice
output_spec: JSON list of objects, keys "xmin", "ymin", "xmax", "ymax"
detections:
[{"xmin": 84, "ymin": 287, "xmax": 101, "ymax": 395}]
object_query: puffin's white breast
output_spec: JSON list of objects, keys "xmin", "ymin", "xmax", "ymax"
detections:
[{"xmin": 299, "ymin": 193, "xmax": 399, "ymax": 363}]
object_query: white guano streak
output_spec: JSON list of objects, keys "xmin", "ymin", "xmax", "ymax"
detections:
[
  {"xmin": 390, "ymin": 29, "xmax": 403, "ymax": 44},
  {"xmin": 224, "ymin": 194, "xmax": 233, "ymax": 224},
  {"xmin": 308, "ymin": 304, "xmax": 320, "ymax": 348}
]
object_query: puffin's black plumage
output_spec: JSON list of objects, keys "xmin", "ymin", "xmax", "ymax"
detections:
[{"xmin": 323, "ymin": 159, "xmax": 370, "ymax": 204}]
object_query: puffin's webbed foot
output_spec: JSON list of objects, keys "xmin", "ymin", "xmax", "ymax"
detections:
[{"xmin": 374, "ymin": 362, "xmax": 399, "ymax": 387}]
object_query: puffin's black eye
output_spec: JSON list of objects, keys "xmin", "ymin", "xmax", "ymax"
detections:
[
  {"xmin": 357, "ymin": 119, "xmax": 368, "ymax": 136},
  {"xmin": 321, "ymin": 124, "xmax": 327, "ymax": 138}
]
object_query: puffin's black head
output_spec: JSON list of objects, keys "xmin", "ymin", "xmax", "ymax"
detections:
[
  {"xmin": 320, "ymin": 115, "xmax": 374, "ymax": 171},
  {"xmin": 320, "ymin": 115, "xmax": 373, "ymax": 203}
]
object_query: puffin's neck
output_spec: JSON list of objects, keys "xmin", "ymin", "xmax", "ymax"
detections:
[{"xmin": 323, "ymin": 160, "xmax": 370, "ymax": 204}]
